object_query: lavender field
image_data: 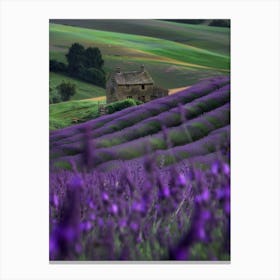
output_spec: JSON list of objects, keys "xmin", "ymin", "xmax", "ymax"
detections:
[{"xmin": 49, "ymin": 76, "xmax": 230, "ymax": 261}]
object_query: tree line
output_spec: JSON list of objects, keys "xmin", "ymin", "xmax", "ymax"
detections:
[
  {"xmin": 50, "ymin": 43, "xmax": 106, "ymax": 88},
  {"xmin": 163, "ymin": 19, "xmax": 230, "ymax": 28}
]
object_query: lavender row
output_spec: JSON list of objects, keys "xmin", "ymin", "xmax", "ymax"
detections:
[
  {"xmin": 50, "ymin": 76, "xmax": 229, "ymax": 144},
  {"xmin": 52, "ymin": 84, "xmax": 230, "ymax": 148},
  {"xmin": 53, "ymin": 103, "xmax": 229, "ymax": 165},
  {"xmin": 95, "ymin": 125, "xmax": 229, "ymax": 172},
  {"xmin": 53, "ymin": 121, "xmax": 229, "ymax": 174}
]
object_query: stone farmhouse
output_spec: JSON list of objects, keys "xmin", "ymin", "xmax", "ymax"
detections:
[{"xmin": 106, "ymin": 65, "xmax": 168, "ymax": 104}]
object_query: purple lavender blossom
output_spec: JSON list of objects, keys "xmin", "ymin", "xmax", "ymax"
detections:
[{"xmin": 49, "ymin": 76, "xmax": 230, "ymax": 261}]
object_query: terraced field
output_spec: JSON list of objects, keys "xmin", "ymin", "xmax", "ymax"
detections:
[{"xmin": 50, "ymin": 76, "xmax": 230, "ymax": 171}]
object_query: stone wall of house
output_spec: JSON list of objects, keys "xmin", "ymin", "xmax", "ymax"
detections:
[
  {"xmin": 115, "ymin": 84, "xmax": 154, "ymax": 102},
  {"xmin": 106, "ymin": 78, "xmax": 118, "ymax": 104},
  {"xmin": 106, "ymin": 71, "xmax": 168, "ymax": 104},
  {"xmin": 106, "ymin": 83, "xmax": 168, "ymax": 104}
]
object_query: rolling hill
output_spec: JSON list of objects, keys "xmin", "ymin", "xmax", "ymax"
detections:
[
  {"xmin": 49, "ymin": 20, "xmax": 230, "ymax": 89},
  {"xmin": 50, "ymin": 19, "xmax": 230, "ymax": 55},
  {"xmin": 49, "ymin": 20, "xmax": 231, "ymax": 261},
  {"xmin": 49, "ymin": 72, "xmax": 105, "ymax": 100}
]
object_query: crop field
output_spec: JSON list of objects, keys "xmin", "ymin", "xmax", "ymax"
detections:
[
  {"xmin": 49, "ymin": 77, "xmax": 230, "ymax": 261},
  {"xmin": 49, "ymin": 20, "xmax": 230, "ymax": 89}
]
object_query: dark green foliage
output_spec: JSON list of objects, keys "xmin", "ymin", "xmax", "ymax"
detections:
[
  {"xmin": 56, "ymin": 81, "xmax": 76, "ymax": 101},
  {"xmin": 50, "ymin": 59, "xmax": 68, "ymax": 73},
  {"xmin": 209, "ymin": 20, "xmax": 230, "ymax": 28},
  {"xmin": 78, "ymin": 67, "xmax": 106, "ymax": 87},
  {"xmin": 135, "ymin": 100, "xmax": 144, "ymax": 105},
  {"xmin": 164, "ymin": 19, "xmax": 230, "ymax": 28},
  {"xmin": 105, "ymin": 99, "xmax": 141, "ymax": 114},
  {"xmin": 49, "ymin": 88, "xmax": 62, "ymax": 104},
  {"xmin": 162, "ymin": 19, "xmax": 205, "ymax": 25},
  {"xmin": 84, "ymin": 47, "xmax": 104, "ymax": 69},
  {"xmin": 64, "ymin": 43, "xmax": 106, "ymax": 88},
  {"xmin": 66, "ymin": 44, "xmax": 104, "ymax": 74},
  {"xmin": 66, "ymin": 43, "xmax": 86, "ymax": 75}
]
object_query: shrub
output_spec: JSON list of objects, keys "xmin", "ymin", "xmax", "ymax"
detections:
[
  {"xmin": 105, "ymin": 99, "xmax": 140, "ymax": 114},
  {"xmin": 56, "ymin": 81, "xmax": 76, "ymax": 101},
  {"xmin": 49, "ymin": 87, "xmax": 62, "ymax": 104}
]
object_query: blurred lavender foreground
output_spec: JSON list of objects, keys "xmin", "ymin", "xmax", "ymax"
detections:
[{"xmin": 49, "ymin": 77, "xmax": 230, "ymax": 261}]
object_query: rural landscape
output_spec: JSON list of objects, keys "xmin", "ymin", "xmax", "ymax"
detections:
[{"xmin": 49, "ymin": 19, "xmax": 230, "ymax": 261}]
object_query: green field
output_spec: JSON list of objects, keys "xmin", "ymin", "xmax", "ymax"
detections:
[
  {"xmin": 50, "ymin": 19, "xmax": 230, "ymax": 55},
  {"xmin": 50, "ymin": 99, "xmax": 105, "ymax": 130},
  {"xmin": 49, "ymin": 20, "xmax": 230, "ymax": 89},
  {"xmin": 49, "ymin": 20, "xmax": 230, "ymax": 131},
  {"xmin": 49, "ymin": 72, "xmax": 105, "ymax": 101}
]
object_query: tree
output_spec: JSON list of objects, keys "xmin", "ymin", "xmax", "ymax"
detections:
[
  {"xmin": 66, "ymin": 43, "xmax": 86, "ymax": 75},
  {"xmin": 78, "ymin": 67, "xmax": 105, "ymax": 87},
  {"xmin": 50, "ymin": 60, "xmax": 67, "ymax": 73},
  {"xmin": 84, "ymin": 47, "xmax": 104, "ymax": 69},
  {"xmin": 56, "ymin": 81, "xmax": 76, "ymax": 101}
]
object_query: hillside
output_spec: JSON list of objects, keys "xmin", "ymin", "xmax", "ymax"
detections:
[
  {"xmin": 49, "ymin": 87, "xmax": 190, "ymax": 131},
  {"xmin": 49, "ymin": 19, "xmax": 231, "ymax": 261},
  {"xmin": 50, "ymin": 19, "xmax": 230, "ymax": 55},
  {"xmin": 49, "ymin": 99, "xmax": 106, "ymax": 130},
  {"xmin": 49, "ymin": 72, "xmax": 105, "ymax": 101},
  {"xmin": 49, "ymin": 21, "xmax": 230, "ymax": 89},
  {"xmin": 50, "ymin": 76, "xmax": 230, "ymax": 171}
]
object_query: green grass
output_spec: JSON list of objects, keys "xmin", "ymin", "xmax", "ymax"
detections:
[
  {"xmin": 49, "ymin": 21, "xmax": 230, "ymax": 89},
  {"xmin": 49, "ymin": 20, "xmax": 230, "ymax": 132},
  {"xmin": 49, "ymin": 72, "xmax": 105, "ymax": 100},
  {"xmin": 49, "ymin": 99, "xmax": 104, "ymax": 130},
  {"xmin": 50, "ymin": 97, "xmax": 142, "ymax": 131},
  {"xmin": 50, "ymin": 19, "xmax": 230, "ymax": 55},
  {"xmin": 102, "ymin": 55, "xmax": 224, "ymax": 89},
  {"xmin": 50, "ymin": 23, "xmax": 229, "ymax": 70}
]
